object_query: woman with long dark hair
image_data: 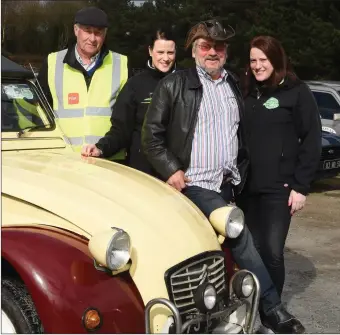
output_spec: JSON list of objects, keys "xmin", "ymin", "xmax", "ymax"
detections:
[
  {"xmin": 81, "ymin": 28, "xmax": 176, "ymax": 175},
  {"xmin": 240, "ymin": 35, "xmax": 321, "ymax": 329}
]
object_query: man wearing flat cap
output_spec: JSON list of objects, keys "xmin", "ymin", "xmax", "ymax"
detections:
[
  {"xmin": 142, "ymin": 20, "xmax": 305, "ymax": 334},
  {"xmin": 38, "ymin": 6, "xmax": 128, "ymax": 158}
]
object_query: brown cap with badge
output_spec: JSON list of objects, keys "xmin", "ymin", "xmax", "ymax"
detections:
[{"xmin": 185, "ymin": 19, "xmax": 235, "ymax": 49}]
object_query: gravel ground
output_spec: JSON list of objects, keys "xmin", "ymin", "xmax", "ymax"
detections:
[{"xmin": 282, "ymin": 176, "xmax": 340, "ymax": 333}]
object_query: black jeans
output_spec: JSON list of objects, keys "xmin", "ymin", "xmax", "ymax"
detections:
[
  {"xmin": 240, "ymin": 192, "xmax": 291, "ymax": 297},
  {"xmin": 182, "ymin": 185, "xmax": 281, "ymax": 314}
]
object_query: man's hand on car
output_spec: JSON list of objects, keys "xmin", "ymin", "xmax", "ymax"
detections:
[
  {"xmin": 81, "ymin": 144, "xmax": 102, "ymax": 157},
  {"xmin": 167, "ymin": 170, "xmax": 190, "ymax": 191},
  {"xmin": 288, "ymin": 189, "xmax": 306, "ymax": 215}
]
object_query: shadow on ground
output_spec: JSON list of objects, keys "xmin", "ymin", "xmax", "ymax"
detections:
[
  {"xmin": 310, "ymin": 176, "xmax": 340, "ymax": 194},
  {"xmin": 254, "ymin": 249, "xmax": 317, "ymax": 333},
  {"xmin": 282, "ymin": 247, "xmax": 317, "ymax": 305}
]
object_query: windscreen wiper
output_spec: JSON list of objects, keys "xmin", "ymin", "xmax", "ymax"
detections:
[{"xmin": 17, "ymin": 124, "xmax": 51, "ymax": 137}]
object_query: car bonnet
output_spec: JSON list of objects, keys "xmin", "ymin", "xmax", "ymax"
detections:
[{"xmin": 2, "ymin": 150, "xmax": 222, "ymax": 323}]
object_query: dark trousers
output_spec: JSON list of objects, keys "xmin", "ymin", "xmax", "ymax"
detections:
[
  {"xmin": 182, "ymin": 185, "xmax": 281, "ymax": 314},
  {"xmin": 241, "ymin": 192, "xmax": 291, "ymax": 297}
]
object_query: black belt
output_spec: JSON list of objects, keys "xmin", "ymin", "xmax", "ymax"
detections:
[{"xmin": 222, "ymin": 172, "xmax": 233, "ymax": 185}]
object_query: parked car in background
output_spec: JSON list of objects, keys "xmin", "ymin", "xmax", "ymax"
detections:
[
  {"xmin": 1, "ymin": 56, "xmax": 259, "ymax": 334},
  {"xmin": 316, "ymin": 131, "xmax": 340, "ymax": 180},
  {"xmin": 306, "ymin": 81, "xmax": 340, "ymax": 135}
]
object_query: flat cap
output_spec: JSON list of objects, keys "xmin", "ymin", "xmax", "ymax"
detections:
[{"xmin": 74, "ymin": 7, "xmax": 109, "ymax": 28}]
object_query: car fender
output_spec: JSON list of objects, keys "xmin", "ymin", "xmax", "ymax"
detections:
[{"xmin": 1, "ymin": 226, "xmax": 145, "ymax": 333}]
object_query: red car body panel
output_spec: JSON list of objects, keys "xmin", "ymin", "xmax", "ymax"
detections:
[
  {"xmin": 1, "ymin": 226, "xmax": 145, "ymax": 334},
  {"xmin": 222, "ymin": 244, "xmax": 236, "ymax": 278}
]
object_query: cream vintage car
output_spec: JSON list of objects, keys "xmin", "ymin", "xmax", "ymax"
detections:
[{"xmin": 1, "ymin": 56, "xmax": 260, "ymax": 334}]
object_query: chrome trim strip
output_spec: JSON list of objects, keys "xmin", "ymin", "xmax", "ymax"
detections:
[
  {"xmin": 144, "ymin": 296, "xmax": 254, "ymax": 334},
  {"xmin": 145, "ymin": 270, "xmax": 260, "ymax": 333},
  {"xmin": 145, "ymin": 298, "xmax": 182, "ymax": 334}
]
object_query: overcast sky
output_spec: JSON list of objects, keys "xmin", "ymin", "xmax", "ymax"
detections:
[{"xmin": 133, "ymin": 0, "xmax": 144, "ymax": 6}]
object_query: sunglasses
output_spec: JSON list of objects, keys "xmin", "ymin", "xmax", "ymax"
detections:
[{"xmin": 196, "ymin": 42, "xmax": 227, "ymax": 52}]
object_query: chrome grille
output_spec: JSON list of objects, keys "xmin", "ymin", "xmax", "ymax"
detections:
[{"xmin": 166, "ymin": 252, "xmax": 227, "ymax": 315}]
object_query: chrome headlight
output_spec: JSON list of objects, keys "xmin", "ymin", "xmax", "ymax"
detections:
[
  {"xmin": 226, "ymin": 207, "xmax": 244, "ymax": 238},
  {"xmin": 194, "ymin": 283, "xmax": 217, "ymax": 311},
  {"xmin": 232, "ymin": 272, "xmax": 255, "ymax": 298},
  {"xmin": 241, "ymin": 274, "xmax": 255, "ymax": 297},
  {"xmin": 89, "ymin": 228, "xmax": 131, "ymax": 271},
  {"xmin": 106, "ymin": 230, "xmax": 130, "ymax": 270},
  {"xmin": 209, "ymin": 206, "xmax": 244, "ymax": 239},
  {"xmin": 203, "ymin": 284, "xmax": 217, "ymax": 310}
]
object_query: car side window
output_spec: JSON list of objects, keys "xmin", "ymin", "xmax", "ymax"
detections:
[
  {"xmin": 319, "ymin": 107, "xmax": 335, "ymax": 120},
  {"xmin": 312, "ymin": 91, "xmax": 340, "ymax": 110}
]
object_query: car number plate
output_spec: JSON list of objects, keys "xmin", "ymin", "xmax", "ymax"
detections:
[{"xmin": 323, "ymin": 159, "xmax": 340, "ymax": 170}]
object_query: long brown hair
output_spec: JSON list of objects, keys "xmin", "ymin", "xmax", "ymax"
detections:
[{"xmin": 242, "ymin": 35, "xmax": 297, "ymax": 96}]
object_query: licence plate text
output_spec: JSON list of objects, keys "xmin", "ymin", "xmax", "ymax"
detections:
[{"xmin": 323, "ymin": 159, "xmax": 340, "ymax": 170}]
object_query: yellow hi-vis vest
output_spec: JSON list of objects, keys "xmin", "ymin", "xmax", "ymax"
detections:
[
  {"xmin": 14, "ymin": 98, "xmax": 40, "ymax": 129},
  {"xmin": 47, "ymin": 48, "xmax": 128, "ymax": 159}
]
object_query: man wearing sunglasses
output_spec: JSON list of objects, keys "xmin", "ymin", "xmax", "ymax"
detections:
[{"xmin": 142, "ymin": 19, "xmax": 305, "ymax": 334}]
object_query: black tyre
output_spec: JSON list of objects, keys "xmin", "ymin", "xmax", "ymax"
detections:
[{"xmin": 1, "ymin": 278, "xmax": 43, "ymax": 334}]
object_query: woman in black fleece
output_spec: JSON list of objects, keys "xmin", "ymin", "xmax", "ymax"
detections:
[
  {"xmin": 81, "ymin": 28, "xmax": 176, "ymax": 175},
  {"xmin": 239, "ymin": 36, "xmax": 321, "ymax": 300}
]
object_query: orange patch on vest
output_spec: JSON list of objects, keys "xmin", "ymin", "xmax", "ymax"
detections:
[{"xmin": 68, "ymin": 93, "xmax": 79, "ymax": 105}]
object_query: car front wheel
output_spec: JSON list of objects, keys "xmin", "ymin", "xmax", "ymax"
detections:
[{"xmin": 1, "ymin": 278, "xmax": 43, "ymax": 334}]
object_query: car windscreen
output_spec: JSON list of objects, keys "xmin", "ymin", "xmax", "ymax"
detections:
[{"xmin": 1, "ymin": 81, "xmax": 53, "ymax": 133}]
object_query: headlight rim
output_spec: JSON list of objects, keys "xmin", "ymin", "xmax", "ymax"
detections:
[
  {"xmin": 225, "ymin": 206, "xmax": 244, "ymax": 239},
  {"xmin": 241, "ymin": 274, "xmax": 255, "ymax": 298},
  {"xmin": 232, "ymin": 272, "xmax": 255, "ymax": 299},
  {"xmin": 194, "ymin": 282, "xmax": 217, "ymax": 312},
  {"xmin": 203, "ymin": 283, "xmax": 217, "ymax": 310},
  {"xmin": 105, "ymin": 228, "xmax": 131, "ymax": 271}
]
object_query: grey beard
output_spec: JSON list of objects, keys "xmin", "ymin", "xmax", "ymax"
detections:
[
  {"xmin": 199, "ymin": 65, "xmax": 223, "ymax": 78},
  {"xmin": 196, "ymin": 59, "xmax": 225, "ymax": 78},
  {"xmin": 205, "ymin": 67, "xmax": 222, "ymax": 77}
]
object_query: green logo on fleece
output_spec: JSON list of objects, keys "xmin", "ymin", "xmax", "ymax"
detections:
[{"xmin": 263, "ymin": 97, "xmax": 279, "ymax": 109}]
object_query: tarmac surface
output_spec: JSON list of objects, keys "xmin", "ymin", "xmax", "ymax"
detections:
[{"xmin": 282, "ymin": 176, "xmax": 340, "ymax": 333}]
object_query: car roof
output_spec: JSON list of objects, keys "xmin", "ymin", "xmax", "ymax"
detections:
[
  {"xmin": 1, "ymin": 55, "xmax": 34, "ymax": 79},
  {"xmin": 305, "ymin": 80, "xmax": 340, "ymax": 90}
]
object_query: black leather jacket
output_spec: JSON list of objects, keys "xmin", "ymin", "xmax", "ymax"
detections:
[
  {"xmin": 96, "ymin": 63, "xmax": 176, "ymax": 175},
  {"xmin": 142, "ymin": 67, "xmax": 249, "ymax": 194}
]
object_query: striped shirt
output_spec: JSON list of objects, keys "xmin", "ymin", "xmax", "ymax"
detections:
[
  {"xmin": 75, "ymin": 45, "xmax": 100, "ymax": 71},
  {"xmin": 185, "ymin": 66, "xmax": 241, "ymax": 192}
]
